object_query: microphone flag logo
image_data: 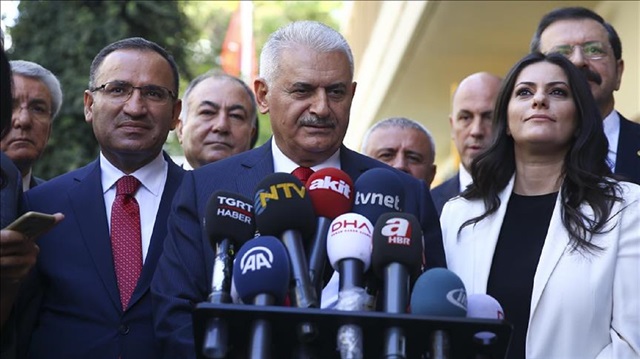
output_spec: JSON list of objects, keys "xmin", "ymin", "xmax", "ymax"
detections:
[
  {"xmin": 308, "ymin": 175, "xmax": 351, "ymax": 199},
  {"xmin": 380, "ymin": 217, "xmax": 412, "ymax": 246},
  {"xmin": 239, "ymin": 246, "xmax": 274, "ymax": 274},
  {"xmin": 445, "ymin": 288, "xmax": 468, "ymax": 311}
]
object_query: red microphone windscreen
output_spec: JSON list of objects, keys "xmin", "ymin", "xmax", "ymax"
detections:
[{"xmin": 306, "ymin": 167, "xmax": 354, "ymax": 219}]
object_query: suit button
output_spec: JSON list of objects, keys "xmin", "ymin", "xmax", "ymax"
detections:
[{"xmin": 119, "ymin": 324, "xmax": 130, "ymax": 335}]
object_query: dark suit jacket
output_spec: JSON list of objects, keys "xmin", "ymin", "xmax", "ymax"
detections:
[
  {"xmin": 430, "ymin": 174, "xmax": 460, "ymax": 217},
  {"xmin": 615, "ymin": 114, "xmax": 640, "ymax": 184},
  {"xmin": 151, "ymin": 141, "xmax": 446, "ymax": 358},
  {"xmin": 17, "ymin": 153, "xmax": 184, "ymax": 359},
  {"xmin": 1, "ymin": 152, "xmax": 22, "ymax": 228}
]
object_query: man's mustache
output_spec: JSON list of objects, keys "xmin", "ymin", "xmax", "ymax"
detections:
[{"xmin": 581, "ymin": 68, "xmax": 602, "ymax": 85}]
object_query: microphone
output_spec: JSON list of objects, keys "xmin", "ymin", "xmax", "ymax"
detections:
[
  {"xmin": 410, "ymin": 268, "xmax": 468, "ymax": 359},
  {"xmin": 467, "ymin": 293, "xmax": 505, "ymax": 356},
  {"xmin": 326, "ymin": 213, "xmax": 373, "ymax": 359},
  {"xmin": 306, "ymin": 168, "xmax": 354, "ymax": 299},
  {"xmin": 233, "ymin": 236, "xmax": 291, "ymax": 359},
  {"xmin": 253, "ymin": 172, "xmax": 318, "ymax": 341},
  {"xmin": 202, "ymin": 191, "xmax": 256, "ymax": 358},
  {"xmin": 352, "ymin": 168, "xmax": 406, "ymax": 310},
  {"xmin": 371, "ymin": 212, "xmax": 423, "ymax": 359}
]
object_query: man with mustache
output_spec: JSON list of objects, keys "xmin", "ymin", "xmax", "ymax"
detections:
[
  {"xmin": 176, "ymin": 71, "xmax": 258, "ymax": 169},
  {"xmin": 1, "ymin": 60, "xmax": 62, "ymax": 190},
  {"xmin": 531, "ymin": 6, "xmax": 640, "ymax": 184},
  {"xmin": 431, "ymin": 72, "xmax": 502, "ymax": 216},
  {"xmin": 13, "ymin": 37, "xmax": 185, "ymax": 358},
  {"xmin": 152, "ymin": 20, "xmax": 446, "ymax": 357}
]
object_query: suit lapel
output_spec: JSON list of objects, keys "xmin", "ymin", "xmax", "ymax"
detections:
[
  {"xmin": 236, "ymin": 141, "xmax": 275, "ymax": 196},
  {"xmin": 615, "ymin": 114, "xmax": 640, "ymax": 183},
  {"xmin": 68, "ymin": 160, "xmax": 122, "ymax": 310},
  {"xmin": 339, "ymin": 146, "xmax": 371, "ymax": 181}
]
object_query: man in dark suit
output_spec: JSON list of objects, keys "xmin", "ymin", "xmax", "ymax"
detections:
[
  {"xmin": 431, "ymin": 72, "xmax": 502, "ymax": 216},
  {"xmin": 13, "ymin": 37, "xmax": 184, "ymax": 358},
  {"xmin": 531, "ymin": 6, "xmax": 640, "ymax": 184},
  {"xmin": 152, "ymin": 20, "xmax": 446, "ymax": 357}
]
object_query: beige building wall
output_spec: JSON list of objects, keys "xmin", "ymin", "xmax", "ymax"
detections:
[{"xmin": 342, "ymin": 0, "xmax": 639, "ymax": 186}]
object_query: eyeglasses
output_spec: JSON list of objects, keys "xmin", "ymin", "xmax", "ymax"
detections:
[
  {"xmin": 90, "ymin": 81, "xmax": 176, "ymax": 104},
  {"xmin": 12, "ymin": 100, "xmax": 52, "ymax": 122},
  {"xmin": 548, "ymin": 41, "xmax": 609, "ymax": 60}
]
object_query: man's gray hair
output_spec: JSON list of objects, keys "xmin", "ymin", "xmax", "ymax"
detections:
[
  {"xmin": 10, "ymin": 60, "xmax": 63, "ymax": 119},
  {"xmin": 179, "ymin": 71, "xmax": 257, "ymax": 127},
  {"xmin": 259, "ymin": 20, "xmax": 354, "ymax": 85},
  {"xmin": 361, "ymin": 117, "xmax": 436, "ymax": 164}
]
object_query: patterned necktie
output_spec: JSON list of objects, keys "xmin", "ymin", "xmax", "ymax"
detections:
[
  {"xmin": 291, "ymin": 166, "xmax": 315, "ymax": 185},
  {"xmin": 111, "ymin": 175, "xmax": 142, "ymax": 310}
]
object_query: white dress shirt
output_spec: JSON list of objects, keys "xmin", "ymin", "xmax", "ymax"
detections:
[{"xmin": 602, "ymin": 110, "xmax": 620, "ymax": 172}]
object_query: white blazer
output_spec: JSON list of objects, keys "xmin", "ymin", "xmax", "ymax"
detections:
[{"xmin": 440, "ymin": 176, "xmax": 640, "ymax": 359}]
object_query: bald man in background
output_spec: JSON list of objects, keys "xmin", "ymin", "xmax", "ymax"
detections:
[
  {"xmin": 362, "ymin": 116, "xmax": 437, "ymax": 186},
  {"xmin": 430, "ymin": 72, "xmax": 502, "ymax": 215}
]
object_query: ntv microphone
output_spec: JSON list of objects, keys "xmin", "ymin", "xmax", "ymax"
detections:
[
  {"xmin": 352, "ymin": 168, "xmax": 405, "ymax": 310},
  {"xmin": 306, "ymin": 168, "xmax": 354, "ymax": 299},
  {"xmin": 327, "ymin": 213, "xmax": 373, "ymax": 359},
  {"xmin": 202, "ymin": 191, "xmax": 256, "ymax": 358},
  {"xmin": 410, "ymin": 268, "xmax": 468, "ymax": 359},
  {"xmin": 233, "ymin": 236, "xmax": 290, "ymax": 359},
  {"xmin": 253, "ymin": 172, "xmax": 318, "ymax": 341},
  {"xmin": 371, "ymin": 212, "xmax": 423, "ymax": 359},
  {"xmin": 467, "ymin": 294, "xmax": 505, "ymax": 358}
]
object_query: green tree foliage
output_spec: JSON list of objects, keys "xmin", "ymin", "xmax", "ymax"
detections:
[{"xmin": 7, "ymin": 0, "xmax": 195, "ymax": 179}]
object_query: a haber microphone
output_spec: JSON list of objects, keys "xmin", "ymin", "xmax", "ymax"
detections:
[
  {"xmin": 306, "ymin": 168, "xmax": 354, "ymax": 297},
  {"xmin": 253, "ymin": 172, "xmax": 318, "ymax": 341},
  {"xmin": 233, "ymin": 236, "xmax": 291, "ymax": 359},
  {"xmin": 371, "ymin": 212, "xmax": 423, "ymax": 359},
  {"xmin": 327, "ymin": 212, "xmax": 373, "ymax": 359},
  {"xmin": 202, "ymin": 191, "xmax": 256, "ymax": 358},
  {"xmin": 410, "ymin": 268, "xmax": 468, "ymax": 359}
]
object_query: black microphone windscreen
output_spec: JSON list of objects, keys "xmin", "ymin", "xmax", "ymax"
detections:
[
  {"xmin": 371, "ymin": 212, "xmax": 423, "ymax": 277},
  {"xmin": 204, "ymin": 191, "xmax": 256, "ymax": 247}
]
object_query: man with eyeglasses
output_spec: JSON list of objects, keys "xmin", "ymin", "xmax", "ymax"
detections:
[
  {"xmin": 1, "ymin": 60, "xmax": 62, "ymax": 191},
  {"xmin": 531, "ymin": 6, "xmax": 640, "ymax": 184},
  {"xmin": 11, "ymin": 37, "xmax": 185, "ymax": 358}
]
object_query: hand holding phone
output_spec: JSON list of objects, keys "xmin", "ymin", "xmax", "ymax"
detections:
[{"xmin": 5, "ymin": 211, "xmax": 63, "ymax": 239}]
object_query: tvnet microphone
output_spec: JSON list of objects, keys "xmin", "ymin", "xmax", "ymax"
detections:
[
  {"xmin": 233, "ymin": 236, "xmax": 291, "ymax": 359},
  {"xmin": 202, "ymin": 191, "xmax": 256, "ymax": 358},
  {"xmin": 352, "ymin": 168, "xmax": 405, "ymax": 309},
  {"xmin": 410, "ymin": 268, "xmax": 468, "ymax": 359},
  {"xmin": 306, "ymin": 168, "xmax": 354, "ymax": 298},
  {"xmin": 326, "ymin": 213, "xmax": 373, "ymax": 359},
  {"xmin": 253, "ymin": 172, "xmax": 318, "ymax": 341},
  {"xmin": 372, "ymin": 212, "xmax": 423, "ymax": 359}
]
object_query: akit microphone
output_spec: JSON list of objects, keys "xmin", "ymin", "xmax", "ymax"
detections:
[
  {"xmin": 372, "ymin": 212, "xmax": 423, "ymax": 359},
  {"xmin": 233, "ymin": 236, "xmax": 291, "ymax": 359},
  {"xmin": 202, "ymin": 191, "xmax": 256, "ymax": 358},
  {"xmin": 306, "ymin": 168, "xmax": 354, "ymax": 299}
]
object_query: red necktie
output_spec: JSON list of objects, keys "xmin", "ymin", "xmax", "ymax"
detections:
[
  {"xmin": 291, "ymin": 166, "xmax": 314, "ymax": 185},
  {"xmin": 111, "ymin": 175, "xmax": 142, "ymax": 310}
]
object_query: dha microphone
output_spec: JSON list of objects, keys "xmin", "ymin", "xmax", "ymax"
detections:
[
  {"xmin": 306, "ymin": 168, "xmax": 354, "ymax": 297},
  {"xmin": 202, "ymin": 191, "xmax": 256, "ymax": 358},
  {"xmin": 233, "ymin": 236, "xmax": 291, "ymax": 359},
  {"xmin": 253, "ymin": 172, "xmax": 318, "ymax": 341},
  {"xmin": 372, "ymin": 212, "xmax": 423, "ymax": 359},
  {"xmin": 327, "ymin": 213, "xmax": 373, "ymax": 359},
  {"xmin": 410, "ymin": 268, "xmax": 468, "ymax": 359}
]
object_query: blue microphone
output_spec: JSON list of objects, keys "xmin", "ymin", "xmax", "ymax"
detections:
[{"xmin": 233, "ymin": 236, "xmax": 290, "ymax": 359}]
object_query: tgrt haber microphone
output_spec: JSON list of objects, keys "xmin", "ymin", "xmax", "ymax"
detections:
[
  {"xmin": 253, "ymin": 172, "xmax": 318, "ymax": 341},
  {"xmin": 202, "ymin": 191, "xmax": 256, "ymax": 358},
  {"xmin": 306, "ymin": 168, "xmax": 354, "ymax": 298},
  {"xmin": 410, "ymin": 268, "xmax": 468, "ymax": 359},
  {"xmin": 233, "ymin": 236, "xmax": 290, "ymax": 359},
  {"xmin": 327, "ymin": 213, "xmax": 373, "ymax": 359},
  {"xmin": 372, "ymin": 212, "xmax": 423, "ymax": 359}
]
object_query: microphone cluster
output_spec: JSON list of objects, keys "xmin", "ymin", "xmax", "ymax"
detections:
[{"xmin": 199, "ymin": 168, "xmax": 507, "ymax": 359}]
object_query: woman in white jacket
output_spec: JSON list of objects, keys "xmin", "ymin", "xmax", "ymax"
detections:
[{"xmin": 440, "ymin": 52, "xmax": 639, "ymax": 359}]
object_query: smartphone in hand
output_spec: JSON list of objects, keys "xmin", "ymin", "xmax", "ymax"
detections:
[{"xmin": 5, "ymin": 211, "xmax": 58, "ymax": 239}]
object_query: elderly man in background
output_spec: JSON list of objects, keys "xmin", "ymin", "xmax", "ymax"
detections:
[
  {"xmin": 361, "ymin": 116, "xmax": 437, "ymax": 186},
  {"xmin": 176, "ymin": 71, "xmax": 257, "ymax": 169},
  {"xmin": 1, "ymin": 60, "xmax": 62, "ymax": 190},
  {"xmin": 431, "ymin": 72, "xmax": 502, "ymax": 215}
]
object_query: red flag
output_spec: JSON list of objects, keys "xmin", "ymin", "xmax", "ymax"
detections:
[{"xmin": 220, "ymin": 5, "xmax": 257, "ymax": 81}]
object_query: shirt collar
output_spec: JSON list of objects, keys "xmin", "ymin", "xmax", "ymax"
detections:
[
  {"xmin": 458, "ymin": 163, "xmax": 473, "ymax": 192},
  {"xmin": 100, "ymin": 151, "xmax": 167, "ymax": 196},
  {"xmin": 271, "ymin": 137, "xmax": 341, "ymax": 173}
]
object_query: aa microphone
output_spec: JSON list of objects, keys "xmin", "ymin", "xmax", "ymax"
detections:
[
  {"xmin": 253, "ymin": 172, "xmax": 318, "ymax": 341},
  {"xmin": 306, "ymin": 168, "xmax": 354, "ymax": 299},
  {"xmin": 326, "ymin": 213, "xmax": 373, "ymax": 359},
  {"xmin": 372, "ymin": 212, "xmax": 423, "ymax": 359},
  {"xmin": 467, "ymin": 293, "xmax": 505, "ymax": 355},
  {"xmin": 202, "ymin": 191, "xmax": 256, "ymax": 358},
  {"xmin": 410, "ymin": 268, "xmax": 468, "ymax": 359},
  {"xmin": 233, "ymin": 236, "xmax": 291, "ymax": 359},
  {"xmin": 352, "ymin": 168, "xmax": 406, "ymax": 310}
]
